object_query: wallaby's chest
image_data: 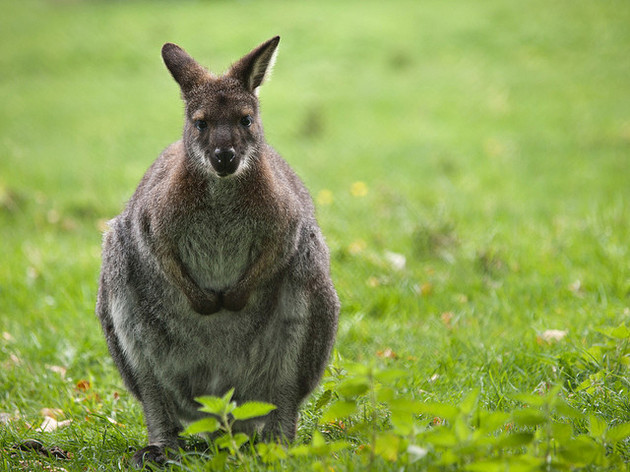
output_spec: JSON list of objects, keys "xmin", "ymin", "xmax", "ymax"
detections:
[{"xmin": 177, "ymin": 203, "xmax": 259, "ymax": 291}]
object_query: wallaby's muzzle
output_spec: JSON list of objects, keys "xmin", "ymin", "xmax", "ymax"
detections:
[{"xmin": 211, "ymin": 147, "xmax": 239, "ymax": 176}]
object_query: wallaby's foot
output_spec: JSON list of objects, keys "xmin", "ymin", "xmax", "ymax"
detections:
[
  {"xmin": 190, "ymin": 291, "xmax": 221, "ymax": 315},
  {"xmin": 132, "ymin": 445, "xmax": 168, "ymax": 469},
  {"xmin": 222, "ymin": 288, "xmax": 249, "ymax": 312}
]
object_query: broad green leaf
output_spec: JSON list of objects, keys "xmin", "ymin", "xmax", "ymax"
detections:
[
  {"xmin": 554, "ymin": 399, "xmax": 583, "ymax": 419},
  {"xmin": 460, "ymin": 388, "xmax": 479, "ymax": 415},
  {"xmin": 610, "ymin": 324, "xmax": 630, "ymax": 339},
  {"xmin": 374, "ymin": 432, "xmax": 401, "ymax": 462},
  {"xmin": 222, "ymin": 387, "xmax": 235, "ymax": 402},
  {"xmin": 288, "ymin": 445, "xmax": 310, "ymax": 457},
  {"xmin": 589, "ymin": 414, "xmax": 608, "ymax": 438},
  {"xmin": 465, "ymin": 459, "xmax": 510, "ymax": 472},
  {"xmin": 550, "ymin": 422, "xmax": 573, "ymax": 443},
  {"xmin": 376, "ymin": 386, "xmax": 396, "ymax": 403},
  {"xmin": 311, "ymin": 460, "xmax": 325, "ymax": 472},
  {"xmin": 215, "ymin": 434, "xmax": 233, "ymax": 452},
  {"xmin": 437, "ymin": 448, "xmax": 458, "ymax": 465},
  {"xmin": 196, "ymin": 395, "xmax": 227, "ymax": 415},
  {"xmin": 321, "ymin": 400, "xmax": 357, "ymax": 422},
  {"xmin": 417, "ymin": 402, "xmax": 459, "ymax": 421},
  {"xmin": 311, "ymin": 430, "xmax": 325, "ymax": 447},
  {"xmin": 425, "ymin": 427, "xmax": 457, "ymax": 448},
  {"xmin": 183, "ymin": 416, "xmax": 220, "ymax": 435},
  {"xmin": 512, "ymin": 393, "xmax": 545, "ymax": 408},
  {"xmin": 454, "ymin": 417, "xmax": 470, "ymax": 441},
  {"xmin": 315, "ymin": 389, "xmax": 333, "ymax": 410},
  {"xmin": 497, "ymin": 432, "xmax": 535, "ymax": 448},
  {"xmin": 478, "ymin": 411, "xmax": 510, "ymax": 433},
  {"xmin": 466, "ymin": 456, "xmax": 542, "ymax": 472},
  {"xmin": 342, "ymin": 361, "xmax": 370, "ymax": 377},
  {"xmin": 328, "ymin": 440, "xmax": 351, "ymax": 453},
  {"xmin": 256, "ymin": 442, "xmax": 288, "ymax": 463},
  {"xmin": 605, "ymin": 422, "xmax": 630, "ymax": 443},
  {"xmin": 232, "ymin": 432, "xmax": 250, "ymax": 449},
  {"xmin": 512, "ymin": 408, "xmax": 547, "ymax": 427},
  {"xmin": 208, "ymin": 451, "xmax": 228, "ymax": 470},
  {"xmin": 374, "ymin": 368, "xmax": 408, "ymax": 383},
  {"xmin": 390, "ymin": 409, "xmax": 414, "ymax": 436},
  {"xmin": 559, "ymin": 436, "xmax": 603, "ymax": 466},
  {"xmin": 309, "ymin": 430, "xmax": 329, "ymax": 455},
  {"xmin": 336, "ymin": 377, "xmax": 370, "ymax": 397},
  {"xmin": 232, "ymin": 401, "xmax": 276, "ymax": 420},
  {"xmin": 389, "ymin": 398, "xmax": 424, "ymax": 414}
]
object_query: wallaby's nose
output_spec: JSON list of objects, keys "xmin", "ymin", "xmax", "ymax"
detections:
[
  {"xmin": 211, "ymin": 147, "xmax": 239, "ymax": 176},
  {"xmin": 214, "ymin": 148, "xmax": 235, "ymax": 164}
]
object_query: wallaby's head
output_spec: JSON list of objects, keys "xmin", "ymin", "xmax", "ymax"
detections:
[{"xmin": 162, "ymin": 36, "xmax": 280, "ymax": 178}]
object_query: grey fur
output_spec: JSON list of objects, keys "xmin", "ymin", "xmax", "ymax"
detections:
[{"xmin": 96, "ymin": 36, "xmax": 339, "ymax": 468}]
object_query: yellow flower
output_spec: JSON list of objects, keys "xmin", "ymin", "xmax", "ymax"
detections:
[
  {"xmin": 316, "ymin": 189, "xmax": 334, "ymax": 206},
  {"xmin": 350, "ymin": 181, "xmax": 368, "ymax": 197}
]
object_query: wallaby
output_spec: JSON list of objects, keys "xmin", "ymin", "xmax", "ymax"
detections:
[{"xmin": 96, "ymin": 36, "xmax": 339, "ymax": 468}]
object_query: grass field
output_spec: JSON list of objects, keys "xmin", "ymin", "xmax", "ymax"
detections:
[{"xmin": 1, "ymin": 0, "xmax": 629, "ymax": 470}]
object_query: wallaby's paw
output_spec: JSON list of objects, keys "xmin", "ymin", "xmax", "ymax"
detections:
[
  {"xmin": 190, "ymin": 292, "xmax": 221, "ymax": 315},
  {"xmin": 132, "ymin": 445, "xmax": 167, "ymax": 469},
  {"xmin": 223, "ymin": 289, "xmax": 249, "ymax": 311}
]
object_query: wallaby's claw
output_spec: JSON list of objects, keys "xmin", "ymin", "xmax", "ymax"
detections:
[{"xmin": 132, "ymin": 445, "xmax": 167, "ymax": 469}]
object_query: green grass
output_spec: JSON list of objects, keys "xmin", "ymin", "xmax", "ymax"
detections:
[{"xmin": 1, "ymin": 0, "xmax": 629, "ymax": 470}]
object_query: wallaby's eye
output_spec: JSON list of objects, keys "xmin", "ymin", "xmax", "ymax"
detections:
[
  {"xmin": 240, "ymin": 115, "xmax": 253, "ymax": 128},
  {"xmin": 194, "ymin": 120, "xmax": 208, "ymax": 131}
]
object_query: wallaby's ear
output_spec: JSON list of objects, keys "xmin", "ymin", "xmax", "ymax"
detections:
[
  {"xmin": 228, "ymin": 36, "xmax": 280, "ymax": 93},
  {"xmin": 162, "ymin": 43, "xmax": 211, "ymax": 95}
]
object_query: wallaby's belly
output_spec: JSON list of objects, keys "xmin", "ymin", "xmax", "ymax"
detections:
[{"xmin": 110, "ymin": 262, "xmax": 305, "ymax": 422}]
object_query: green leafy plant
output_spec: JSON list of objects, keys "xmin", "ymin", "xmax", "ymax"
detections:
[{"xmin": 182, "ymin": 388, "xmax": 276, "ymax": 466}]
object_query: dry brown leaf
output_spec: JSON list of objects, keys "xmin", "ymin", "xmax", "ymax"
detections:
[
  {"xmin": 539, "ymin": 329, "xmax": 568, "ymax": 343},
  {"xmin": 36, "ymin": 417, "xmax": 72, "ymax": 433},
  {"xmin": 75, "ymin": 379, "xmax": 91, "ymax": 391},
  {"xmin": 376, "ymin": 348, "xmax": 398, "ymax": 359},
  {"xmin": 441, "ymin": 312, "xmax": 454, "ymax": 328},
  {"xmin": 46, "ymin": 365, "xmax": 67, "ymax": 378},
  {"xmin": 40, "ymin": 408, "xmax": 63, "ymax": 420}
]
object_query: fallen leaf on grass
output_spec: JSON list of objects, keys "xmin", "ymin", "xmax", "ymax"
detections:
[
  {"xmin": 441, "ymin": 312, "xmax": 454, "ymax": 328},
  {"xmin": 46, "ymin": 365, "xmax": 67, "ymax": 378},
  {"xmin": 40, "ymin": 408, "xmax": 63, "ymax": 420},
  {"xmin": 537, "ymin": 329, "xmax": 568, "ymax": 344},
  {"xmin": 36, "ymin": 416, "xmax": 72, "ymax": 433},
  {"xmin": 414, "ymin": 282, "xmax": 433, "ymax": 296},
  {"xmin": 1, "ymin": 412, "xmax": 15, "ymax": 424},
  {"xmin": 75, "ymin": 379, "xmax": 91, "ymax": 391},
  {"xmin": 376, "ymin": 348, "xmax": 398, "ymax": 359},
  {"xmin": 13, "ymin": 439, "xmax": 72, "ymax": 460},
  {"xmin": 384, "ymin": 251, "xmax": 406, "ymax": 271}
]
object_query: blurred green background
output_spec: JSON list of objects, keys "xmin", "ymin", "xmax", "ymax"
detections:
[{"xmin": 1, "ymin": 0, "xmax": 629, "ymax": 469}]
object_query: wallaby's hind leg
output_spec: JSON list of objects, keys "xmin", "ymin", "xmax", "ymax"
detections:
[{"xmin": 259, "ymin": 227, "xmax": 340, "ymax": 442}]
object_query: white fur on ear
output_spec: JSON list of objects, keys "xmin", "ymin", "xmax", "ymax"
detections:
[
  {"xmin": 250, "ymin": 44, "xmax": 279, "ymax": 94},
  {"xmin": 228, "ymin": 36, "xmax": 280, "ymax": 93}
]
